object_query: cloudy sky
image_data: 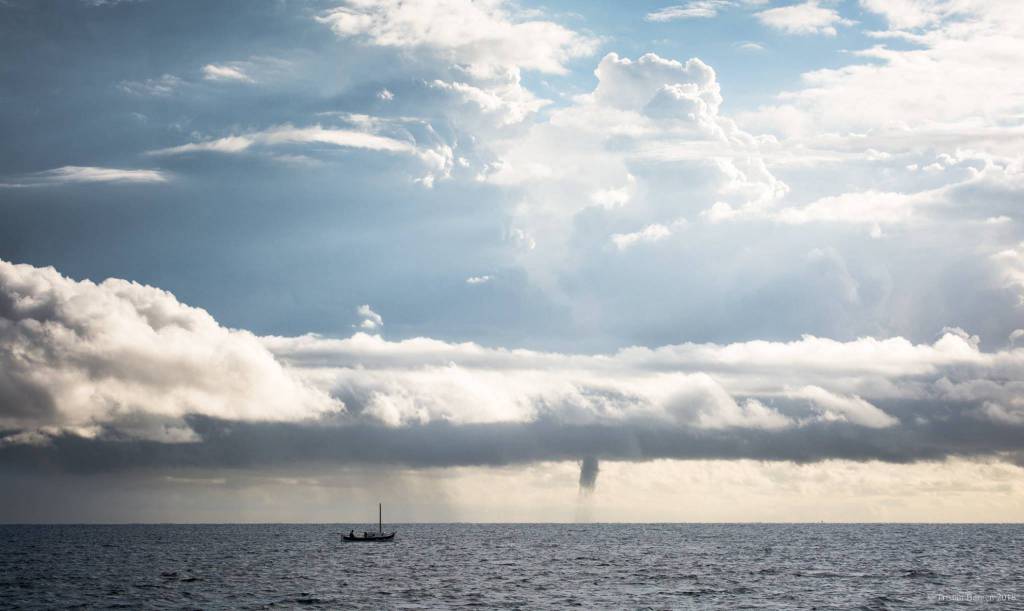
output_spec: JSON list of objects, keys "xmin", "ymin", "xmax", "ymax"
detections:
[{"xmin": 1, "ymin": 0, "xmax": 1023, "ymax": 523}]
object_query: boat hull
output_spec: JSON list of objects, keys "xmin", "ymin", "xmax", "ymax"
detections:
[{"xmin": 342, "ymin": 532, "xmax": 396, "ymax": 542}]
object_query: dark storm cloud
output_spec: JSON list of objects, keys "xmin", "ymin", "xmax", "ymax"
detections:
[{"xmin": 2, "ymin": 397, "xmax": 1022, "ymax": 476}]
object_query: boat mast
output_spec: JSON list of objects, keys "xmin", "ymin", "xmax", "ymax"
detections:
[{"xmin": 379, "ymin": 502, "xmax": 382, "ymax": 534}]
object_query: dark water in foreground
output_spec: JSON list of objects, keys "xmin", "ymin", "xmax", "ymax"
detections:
[{"xmin": 1, "ymin": 524, "xmax": 1021, "ymax": 609}]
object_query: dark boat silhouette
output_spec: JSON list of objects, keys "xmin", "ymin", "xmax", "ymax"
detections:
[{"xmin": 343, "ymin": 503, "xmax": 396, "ymax": 541}]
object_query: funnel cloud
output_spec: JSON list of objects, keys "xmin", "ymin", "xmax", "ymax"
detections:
[{"xmin": 579, "ymin": 457, "xmax": 600, "ymax": 494}]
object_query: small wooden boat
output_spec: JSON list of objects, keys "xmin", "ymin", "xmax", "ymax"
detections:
[
  {"xmin": 343, "ymin": 531, "xmax": 395, "ymax": 541},
  {"xmin": 343, "ymin": 503, "xmax": 396, "ymax": 542}
]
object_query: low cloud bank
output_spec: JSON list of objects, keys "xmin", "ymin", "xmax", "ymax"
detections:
[
  {"xmin": 1, "ymin": 260, "xmax": 1022, "ymax": 471},
  {"xmin": 2, "ymin": 406, "xmax": 1022, "ymax": 474}
]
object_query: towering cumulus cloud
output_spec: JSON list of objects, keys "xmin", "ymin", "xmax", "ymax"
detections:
[{"xmin": 2, "ymin": 261, "xmax": 1023, "ymax": 471}]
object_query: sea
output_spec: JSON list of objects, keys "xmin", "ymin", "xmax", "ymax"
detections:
[{"xmin": 1, "ymin": 523, "xmax": 1021, "ymax": 609}]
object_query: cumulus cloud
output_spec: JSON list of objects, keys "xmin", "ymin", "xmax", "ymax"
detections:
[
  {"xmin": 316, "ymin": 0, "xmax": 596, "ymax": 136},
  {"xmin": 262, "ymin": 326, "xmax": 1014, "ymax": 450},
  {"xmin": 703, "ymin": 152, "xmax": 1024, "ymax": 234},
  {"xmin": 0, "ymin": 260, "xmax": 341, "ymax": 443},
  {"xmin": 428, "ymin": 72, "xmax": 549, "ymax": 126},
  {"xmin": 858, "ymin": 0, "xmax": 952, "ymax": 29},
  {"xmin": 467, "ymin": 41, "xmax": 1019, "ymax": 365},
  {"xmin": 489, "ymin": 51, "xmax": 767, "ymax": 186},
  {"xmin": 484, "ymin": 51, "xmax": 779, "ymax": 284},
  {"xmin": 317, "ymin": 0, "xmax": 597, "ymax": 75},
  {"xmin": 993, "ymin": 242, "xmax": 1024, "ymax": 303},
  {"xmin": 7, "ymin": 262, "xmax": 1023, "ymax": 438},
  {"xmin": 592, "ymin": 53, "xmax": 721, "ymax": 115},
  {"xmin": 611, "ymin": 221, "xmax": 684, "ymax": 251},
  {"xmin": 2, "ymin": 261, "xmax": 1024, "ymax": 475},
  {"xmin": 265, "ymin": 327, "xmax": 1013, "ymax": 426},
  {"xmin": 755, "ymin": 1, "xmax": 854, "ymax": 36},
  {"xmin": 356, "ymin": 304, "xmax": 383, "ymax": 331},
  {"xmin": 788, "ymin": 385, "xmax": 898, "ymax": 428},
  {"xmin": 775, "ymin": 190, "xmax": 926, "ymax": 226},
  {"xmin": 741, "ymin": 1, "xmax": 1024, "ymax": 142},
  {"xmin": 706, "ymin": 188, "xmax": 930, "ymax": 229}
]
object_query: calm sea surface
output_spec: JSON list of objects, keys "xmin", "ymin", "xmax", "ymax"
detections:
[{"xmin": 1, "ymin": 524, "xmax": 1021, "ymax": 609}]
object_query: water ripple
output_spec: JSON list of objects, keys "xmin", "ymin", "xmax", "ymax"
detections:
[{"xmin": 0, "ymin": 524, "xmax": 1021, "ymax": 609}]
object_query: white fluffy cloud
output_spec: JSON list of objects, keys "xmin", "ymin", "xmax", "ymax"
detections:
[
  {"xmin": 858, "ymin": 0, "xmax": 954, "ymax": 29},
  {"xmin": 427, "ymin": 71, "xmax": 549, "ymax": 126},
  {"xmin": 611, "ymin": 221, "xmax": 685, "ymax": 250},
  {"xmin": 5, "ymin": 260, "xmax": 1024, "ymax": 475},
  {"xmin": 593, "ymin": 53, "xmax": 721, "ymax": 115},
  {"xmin": 487, "ymin": 51, "xmax": 768, "ymax": 187},
  {"xmin": 993, "ymin": 242, "xmax": 1024, "ymax": 303},
  {"xmin": 484, "ymin": 51, "xmax": 777, "ymax": 273},
  {"xmin": 356, "ymin": 304, "xmax": 384, "ymax": 330},
  {"xmin": 742, "ymin": 0, "xmax": 1024, "ymax": 140},
  {"xmin": 787, "ymin": 385, "xmax": 898, "ymax": 428},
  {"xmin": 317, "ymin": 0, "xmax": 599, "ymax": 134},
  {"xmin": 268, "ymin": 333, "xmax": 806, "ymax": 429},
  {"xmin": 755, "ymin": 1, "xmax": 854, "ymax": 36},
  {"xmin": 0, "ymin": 260, "xmax": 341, "ymax": 442},
  {"xmin": 703, "ymin": 150, "xmax": 1024, "ymax": 236},
  {"xmin": 265, "ymin": 320, "xmax": 1024, "ymax": 431},
  {"xmin": 317, "ymin": 0, "xmax": 597, "ymax": 75}
]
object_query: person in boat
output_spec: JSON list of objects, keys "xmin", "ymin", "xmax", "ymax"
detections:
[{"xmin": 349, "ymin": 529, "xmax": 354, "ymax": 538}]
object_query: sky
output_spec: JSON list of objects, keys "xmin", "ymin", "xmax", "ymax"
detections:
[{"xmin": 1, "ymin": 0, "xmax": 1023, "ymax": 523}]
